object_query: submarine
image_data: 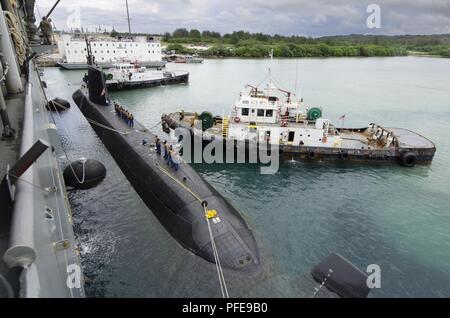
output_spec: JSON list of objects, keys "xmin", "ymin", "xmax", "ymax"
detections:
[{"xmin": 72, "ymin": 66, "xmax": 260, "ymax": 272}]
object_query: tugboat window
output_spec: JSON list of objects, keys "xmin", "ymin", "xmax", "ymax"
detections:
[
  {"xmin": 257, "ymin": 109, "xmax": 265, "ymax": 117},
  {"xmin": 288, "ymin": 132, "xmax": 295, "ymax": 142},
  {"xmin": 266, "ymin": 110, "xmax": 274, "ymax": 117},
  {"xmin": 242, "ymin": 108, "xmax": 249, "ymax": 116}
]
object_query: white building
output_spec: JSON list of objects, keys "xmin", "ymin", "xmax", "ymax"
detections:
[{"xmin": 57, "ymin": 34, "xmax": 162, "ymax": 64}]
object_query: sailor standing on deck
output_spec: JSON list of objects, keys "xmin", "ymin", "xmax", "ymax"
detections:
[
  {"xmin": 171, "ymin": 147, "xmax": 180, "ymax": 171},
  {"xmin": 167, "ymin": 146, "xmax": 174, "ymax": 167},
  {"xmin": 40, "ymin": 16, "xmax": 53, "ymax": 45},
  {"xmin": 155, "ymin": 137, "xmax": 161, "ymax": 155},
  {"xmin": 163, "ymin": 141, "xmax": 169, "ymax": 160}
]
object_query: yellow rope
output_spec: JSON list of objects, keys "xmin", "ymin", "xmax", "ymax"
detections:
[
  {"xmin": 155, "ymin": 163, "xmax": 203, "ymax": 203},
  {"xmin": 4, "ymin": 11, "xmax": 27, "ymax": 65},
  {"xmin": 9, "ymin": 0, "xmax": 18, "ymax": 8},
  {"xmin": 155, "ymin": 163, "xmax": 230, "ymax": 298}
]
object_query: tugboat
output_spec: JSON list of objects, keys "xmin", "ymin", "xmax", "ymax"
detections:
[
  {"xmin": 184, "ymin": 54, "xmax": 204, "ymax": 64},
  {"xmin": 162, "ymin": 65, "xmax": 436, "ymax": 168},
  {"xmin": 104, "ymin": 61, "xmax": 189, "ymax": 91},
  {"xmin": 165, "ymin": 53, "xmax": 204, "ymax": 64}
]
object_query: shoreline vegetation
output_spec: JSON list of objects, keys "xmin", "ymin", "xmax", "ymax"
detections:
[{"xmin": 159, "ymin": 29, "xmax": 450, "ymax": 59}]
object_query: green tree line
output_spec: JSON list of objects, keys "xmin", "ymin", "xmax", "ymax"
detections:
[{"xmin": 163, "ymin": 29, "xmax": 450, "ymax": 58}]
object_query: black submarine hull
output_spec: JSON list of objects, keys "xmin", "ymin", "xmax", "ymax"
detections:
[{"xmin": 72, "ymin": 67, "xmax": 260, "ymax": 272}]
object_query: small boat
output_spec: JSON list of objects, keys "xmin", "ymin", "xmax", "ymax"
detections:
[
  {"xmin": 185, "ymin": 54, "xmax": 204, "ymax": 64},
  {"xmin": 165, "ymin": 54, "xmax": 204, "ymax": 64},
  {"xmin": 104, "ymin": 61, "xmax": 189, "ymax": 91},
  {"xmin": 162, "ymin": 71, "xmax": 436, "ymax": 168}
]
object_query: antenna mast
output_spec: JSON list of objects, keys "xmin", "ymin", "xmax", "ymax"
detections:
[{"xmin": 126, "ymin": 0, "xmax": 132, "ymax": 35}]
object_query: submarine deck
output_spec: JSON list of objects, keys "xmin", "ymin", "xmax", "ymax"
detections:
[
  {"xmin": 76, "ymin": 87, "xmax": 262, "ymax": 272},
  {"xmin": 86, "ymin": 91, "xmax": 214, "ymax": 207}
]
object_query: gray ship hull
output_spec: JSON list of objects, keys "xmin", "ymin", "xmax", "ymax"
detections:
[
  {"xmin": 58, "ymin": 61, "xmax": 167, "ymax": 70},
  {"xmin": 106, "ymin": 72, "xmax": 189, "ymax": 91}
]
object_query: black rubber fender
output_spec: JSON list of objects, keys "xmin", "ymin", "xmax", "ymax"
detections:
[
  {"xmin": 400, "ymin": 152, "xmax": 418, "ymax": 167},
  {"xmin": 340, "ymin": 152, "xmax": 349, "ymax": 160},
  {"xmin": 63, "ymin": 159, "xmax": 106, "ymax": 189},
  {"xmin": 308, "ymin": 151, "xmax": 316, "ymax": 159}
]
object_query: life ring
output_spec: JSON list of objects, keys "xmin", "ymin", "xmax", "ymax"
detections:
[
  {"xmin": 234, "ymin": 117, "xmax": 241, "ymax": 123},
  {"xmin": 400, "ymin": 152, "xmax": 417, "ymax": 168},
  {"xmin": 281, "ymin": 121, "xmax": 288, "ymax": 127}
]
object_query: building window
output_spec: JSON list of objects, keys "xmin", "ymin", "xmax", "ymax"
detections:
[
  {"xmin": 241, "ymin": 108, "xmax": 249, "ymax": 116},
  {"xmin": 257, "ymin": 109, "xmax": 265, "ymax": 117},
  {"xmin": 266, "ymin": 110, "xmax": 274, "ymax": 117},
  {"xmin": 288, "ymin": 132, "xmax": 295, "ymax": 142}
]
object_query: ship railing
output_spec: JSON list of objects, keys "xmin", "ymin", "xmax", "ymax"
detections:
[
  {"xmin": 279, "ymin": 114, "xmax": 306, "ymax": 124},
  {"xmin": 3, "ymin": 61, "xmax": 85, "ymax": 297}
]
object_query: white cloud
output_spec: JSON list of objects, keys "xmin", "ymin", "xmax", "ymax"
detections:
[{"xmin": 35, "ymin": 0, "xmax": 450, "ymax": 35}]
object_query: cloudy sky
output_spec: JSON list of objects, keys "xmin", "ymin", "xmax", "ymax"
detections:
[{"xmin": 35, "ymin": 0, "xmax": 450, "ymax": 36}]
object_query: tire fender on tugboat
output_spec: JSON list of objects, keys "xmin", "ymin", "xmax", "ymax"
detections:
[
  {"xmin": 400, "ymin": 152, "xmax": 418, "ymax": 167},
  {"xmin": 308, "ymin": 151, "xmax": 316, "ymax": 159}
]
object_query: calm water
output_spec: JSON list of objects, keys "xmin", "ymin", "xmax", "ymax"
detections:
[{"xmin": 43, "ymin": 57, "xmax": 450, "ymax": 298}]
